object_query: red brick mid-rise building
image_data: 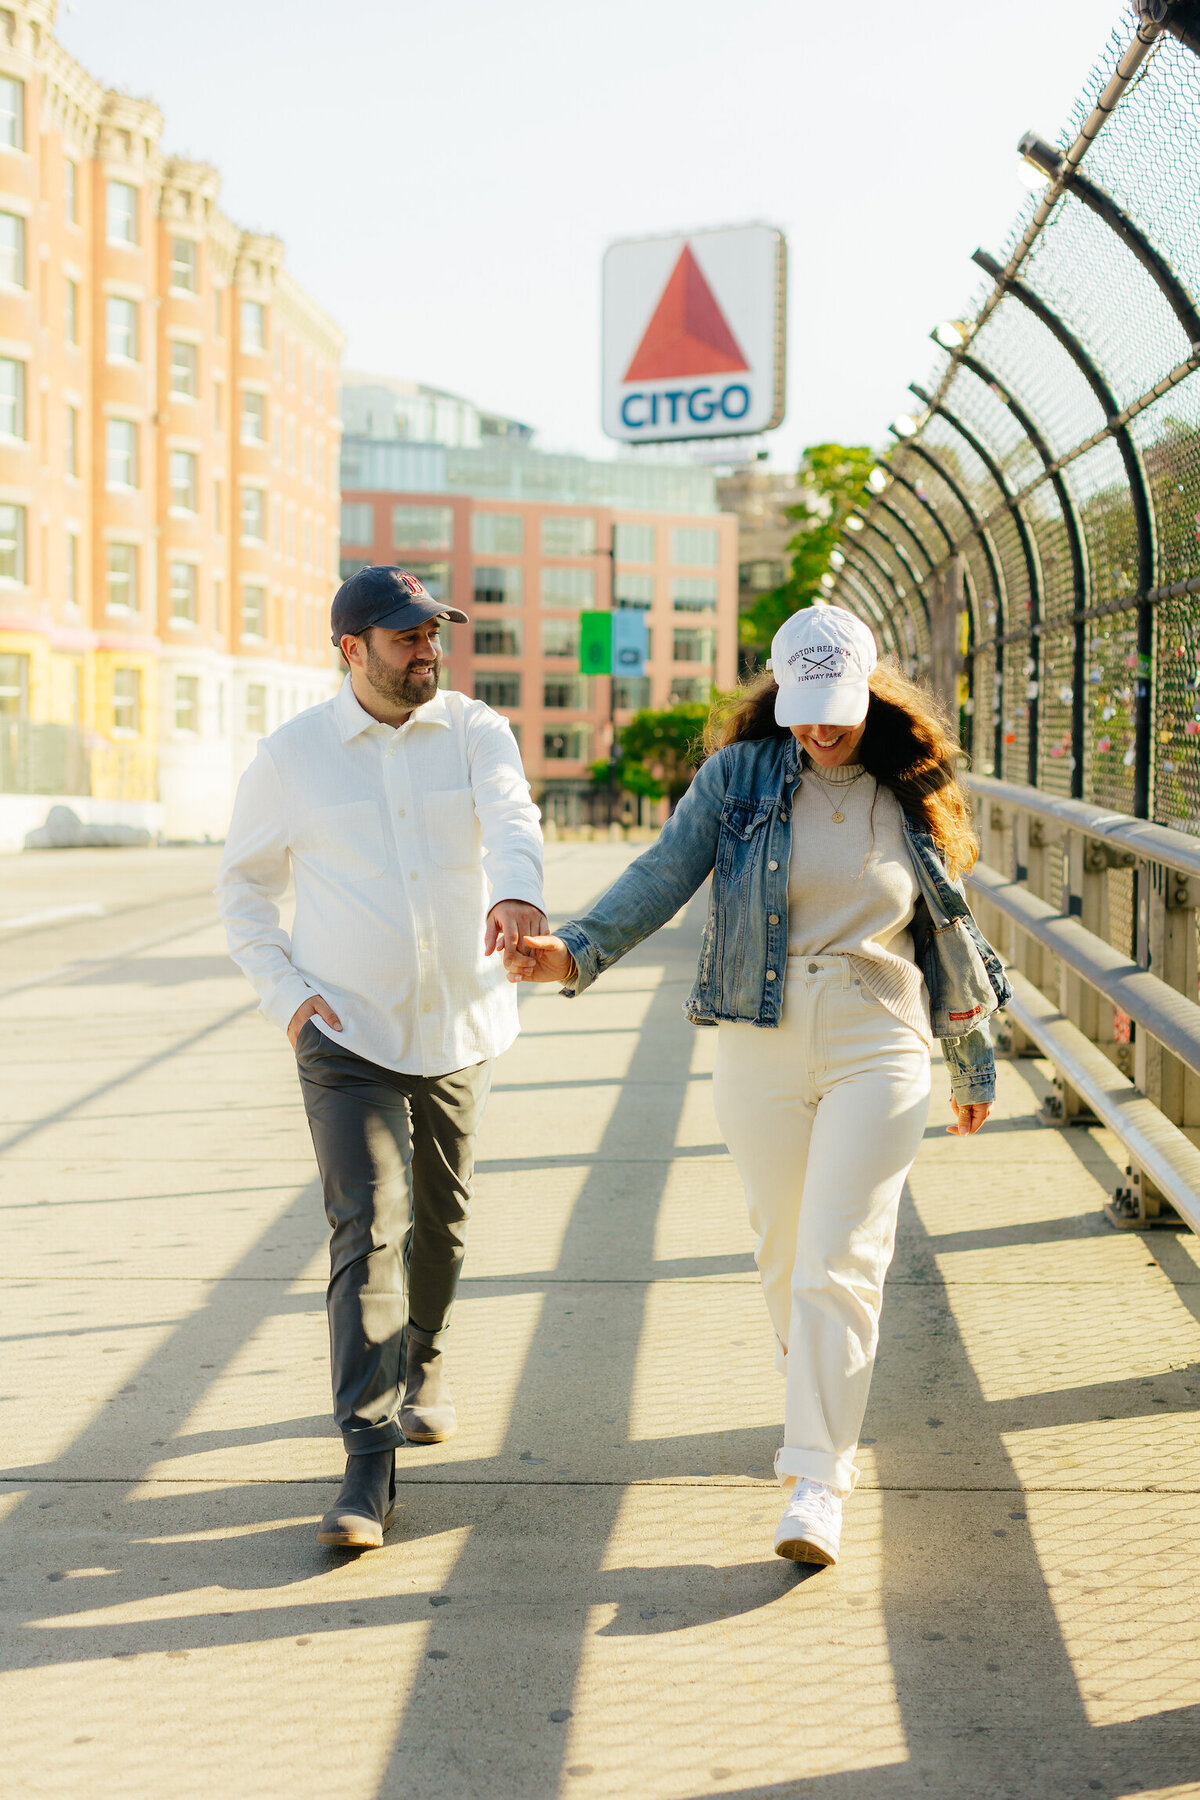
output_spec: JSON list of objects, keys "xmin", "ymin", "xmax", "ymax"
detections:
[{"xmin": 339, "ymin": 404, "xmax": 739, "ymax": 821}]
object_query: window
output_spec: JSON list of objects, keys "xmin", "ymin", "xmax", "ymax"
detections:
[
  {"xmin": 169, "ymin": 450, "xmax": 198, "ymax": 513},
  {"xmin": 0, "ymin": 75, "xmax": 22, "ymax": 149},
  {"xmin": 169, "ymin": 561, "xmax": 198, "ymax": 623},
  {"xmin": 65, "ymin": 278, "xmax": 78, "ymax": 343},
  {"xmin": 672, "ymin": 575, "xmax": 718, "ymax": 612},
  {"xmin": 65, "ymin": 404, "xmax": 78, "ymax": 476},
  {"xmin": 474, "ymin": 564, "xmax": 523, "ymax": 607},
  {"xmin": 240, "ymin": 486, "xmax": 266, "ymax": 541},
  {"xmin": 285, "ymin": 416, "xmax": 296, "ymax": 473},
  {"xmin": 240, "ymin": 299, "xmax": 266, "ymax": 352},
  {"xmin": 175, "ymin": 673, "xmax": 200, "ymax": 733},
  {"xmin": 393, "ymin": 504, "xmax": 453, "ymax": 550},
  {"xmin": 106, "ymin": 296, "xmax": 138, "ymax": 361},
  {"xmin": 474, "ymin": 619, "xmax": 522, "ymax": 657},
  {"xmin": 302, "ymin": 428, "xmax": 312, "ymax": 483},
  {"xmin": 543, "ymin": 724, "xmax": 591, "ymax": 762},
  {"xmin": 64, "ymin": 157, "xmax": 77, "ymax": 223},
  {"xmin": 0, "ymin": 502, "xmax": 25, "ymax": 581},
  {"xmin": 66, "ymin": 531, "xmax": 78, "ymax": 607},
  {"xmin": 543, "ymin": 676, "xmax": 588, "ymax": 710},
  {"xmin": 671, "ymin": 526, "xmax": 719, "ymax": 567},
  {"xmin": 541, "ymin": 566, "xmax": 595, "ymax": 608},
  {"xmin": 615, "ymin": 522, "xmax": 655, "ymax": 563},
  {"xmin": 0, "ymin": 210, "xmax": 24, "ymax": 285},
  {"xmin": 673, "ymin": 627, "xmax": 714, "ymax": 663},
  {"xmin": 542, "ymin": 618, "xmax": 579, "ymax": 659},
  {"xmin": 214, "ymin": 575, "xmax": 224, "ymax": 633},
  {"xmin": 541, "ymin": 514, "xmax": 595, "ymax": 556},
  {"xmin": 0, "ymin": 650, "xmax": 29, "ymax": 713},
  {"xmin": 340, "ymin": 501, "xmax": 373, "ymax": 545},
  {"xmin": 242, "ymin": 583, "xmax": 267, "ymax": 638},
  {"xmin": 475, "ymin": 672, "xmax": 522, "ymax": 709},
  {"xmin": 106, "ymin": 543, "xmax": 137, "ymax": 613},
  {"xmin": 0, "ymin": 356, "xmax": 24, "ymax": 437},
  {"xmin": 170, "ymin": 237, "xmax": 198, "ymax": 293},
  {"xmin": 112, "ymin": 667, "xmax": 141, "ymax": 734},
  {"xmin": 169, "ymin": 340, "xmax": 198, "ymax": 397},
  {"xmin": 471, "ymin": 512, "xmax": 523, "ymax": 555},
  {"xmin": 404, "ymin": 560, "xmax": 451, "ymax": 603},
  {"xmin": 106, "ymin": 419, "xmax": 138, "ymax": 488},
  {"xmin": 106, "ymin": 181, "xmax": 138, "ymax": 246},
  {"xmin": 240, "ymin": 389, "xmax": 266, "ymax": 443},
  {"xmin": 245, "ymin": 682, "xmax": 268, "ymax": 734},
  {"xmin": 614, "ymin": 572, "xmax": 653, "ymax": 610},
  {"xmin": 213, "ymin": 285, "xmax": 223, "ymax": 337},
  {"xmin": 669, "ymin": 677, "xmax": 708, "ymax": 704},
  {"xmin": 614, "ymin": 676, "xmax": 652, "ymax": 710},
  {"xmin": 741, "ymin": 558, "xmax": 784, "ymax": 592}
]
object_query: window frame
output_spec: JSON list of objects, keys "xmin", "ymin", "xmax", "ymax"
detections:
[
  {"xmin": 105, "ymin": 542, "xmax": 138, "ymax": 615},
  {"xmin": 0, "ymin": 500, "xmax": 26, "ymax": 584},
  {"xmin": 105, "ymin": 418, "xmax": 139, "ymax": 489},
  {"xmin": 0, "ymin": 354, "xmax": 25, "ymax": 439},
  {"xmin": 105, "ymin": 180, "xmax": 139, "ymax": 248}
]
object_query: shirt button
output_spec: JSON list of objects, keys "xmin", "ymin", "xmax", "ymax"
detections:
[
  {"xmin": 807, "ymin": 962, "xmax": 818, "ymax": 973},
  {"xmin": 768, "ymin": 859, "xmax": 779, "ymax": 871},
  {"xmin": 766, "ymin": 969, "xmax": 777, "ymax": 981},
  {"xmin": 410, "ymin": 870, "xmax": 419, "ymax": 881},
  {"xmin": 768, "ymin": 913, "xmax": 779, "ymax": 925},
  {"xmin": 397, "ymin": 808, "xmax": 406, "ymax": 818},
  {"xmin": 422, "ymin": 1003, "xmax": 432, "ymax": 1014}
]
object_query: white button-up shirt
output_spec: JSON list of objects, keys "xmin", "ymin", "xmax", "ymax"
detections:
[{"xmin": 216, "ymin": 678, "xmax": 544, "ymax": 1076}]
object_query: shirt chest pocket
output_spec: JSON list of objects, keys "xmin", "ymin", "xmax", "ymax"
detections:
[
  {"xmin": 294, "ymin": 799, "xmax": 388, "ymax": 881},
  {"xmin": 420, "ymin": 787, "xmax": 481, "ymax": 869}
]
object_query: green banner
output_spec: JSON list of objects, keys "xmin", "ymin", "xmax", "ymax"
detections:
[{"xmin": 579, "ymin": 610, "xmax": 613, "ymax": 676}]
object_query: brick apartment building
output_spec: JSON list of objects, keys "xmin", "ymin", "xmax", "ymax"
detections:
[
  {"xmin": 339, "ymin": 388, "xmax": 739, "ymax": 821},
  {"xmin": 0, "ymin": 0, "xmax": 342, "ymax": 845}
]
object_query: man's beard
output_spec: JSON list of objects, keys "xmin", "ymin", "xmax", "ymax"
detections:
[{"xmin": 363, "ymin": 639, "xmax": 441, "ymax": 709}]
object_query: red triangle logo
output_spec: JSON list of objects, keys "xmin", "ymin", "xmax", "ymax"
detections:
[{"xmin": 623, "ymin": 244, "xmax": 749, "ymax": 382}]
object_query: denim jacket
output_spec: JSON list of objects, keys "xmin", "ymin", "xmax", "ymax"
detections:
[{"xmin": 558, "ymin": 734, "xmax": 1010, "ymax": 1106}]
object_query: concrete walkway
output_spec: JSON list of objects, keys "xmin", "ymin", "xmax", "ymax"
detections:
[{"xmin": 2, "ymin": 840, "xmax": 1199, "ymax": 1799}]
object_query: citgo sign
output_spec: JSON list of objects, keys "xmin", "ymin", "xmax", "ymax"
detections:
[{"xmin": 602, "ymin": 223, "xmax": 787, "ymax": 444}]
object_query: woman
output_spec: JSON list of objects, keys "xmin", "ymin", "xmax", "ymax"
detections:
[{"xmin": 505, "ymin": 604, "xmax": 1009, "ymax": 1569}]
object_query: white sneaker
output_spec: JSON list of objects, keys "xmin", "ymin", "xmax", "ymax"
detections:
[{"xmin": 774, "ymin": 1478, "xmax": 842, "ymax": 1566}]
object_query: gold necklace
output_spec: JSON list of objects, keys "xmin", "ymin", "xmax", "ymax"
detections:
[{"xmin": 804, "ymin": 764, "xmax": 868, "ymax": 825}]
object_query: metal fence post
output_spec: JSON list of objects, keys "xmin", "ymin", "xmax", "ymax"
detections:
[{"xmin": 1047, "ymin": 829, "xmax": 1110, "ymax": 1121}]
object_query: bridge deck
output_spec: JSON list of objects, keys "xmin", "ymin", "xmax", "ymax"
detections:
[{"xmin": 2, "ymin": 840, "xmax": 1199, "ymax": 1799}]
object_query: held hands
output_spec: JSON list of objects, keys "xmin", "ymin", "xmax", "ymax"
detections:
[
  {"xmin": 486, "ymin": 900, "xmax": 549, "ymax": 960},
  {"xmin": 947, "ymin": 1098, "xmax": 992, "ymax": 1137},
  {"xmin": 503, "ymin": 933, "xmax": 574, "ymax": 984},
  {"xmin": 287, "ymin": 994, "xmax": 342, "ymax": 1047}
]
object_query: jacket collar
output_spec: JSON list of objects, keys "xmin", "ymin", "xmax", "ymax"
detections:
[{"xmin": 335, "ymin": 676, "xmax": 452, "ymax": 742}]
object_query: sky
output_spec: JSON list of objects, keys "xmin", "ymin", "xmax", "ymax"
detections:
[{"xmin": 57, "ymin": 0, "xmax": 1124, "ymax": 469}]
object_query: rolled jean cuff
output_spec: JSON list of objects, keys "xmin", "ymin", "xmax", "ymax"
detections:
[
  {"xmin": 342, "ymin": 1416, "xmax": 405, "ymax": 1456},
  {"xmin": 407, "ymin": 1320, "xmax": 451, "ymax": 1353},
  {"xmin": 774, "ymin": 1445, "xmax": 858, "ymax": 1497}
]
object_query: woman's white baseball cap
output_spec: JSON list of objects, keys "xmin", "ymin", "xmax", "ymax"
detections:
[{"xmin": 770, "ymin": 603, "xmax": 878, "ymax": 728}]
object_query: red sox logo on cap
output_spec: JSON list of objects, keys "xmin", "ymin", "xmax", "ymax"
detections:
[{"xmin": 394, "ymin": 573, "xmax": 430, "ymax": 599}]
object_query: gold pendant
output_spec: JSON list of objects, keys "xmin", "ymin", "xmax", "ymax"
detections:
[{"xmin": 832, "ymin": 811, "xmax": 845, "ymax": 824}]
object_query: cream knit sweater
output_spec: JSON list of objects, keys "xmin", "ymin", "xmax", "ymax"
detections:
[{"xmin": 786, "ymin": 759, "xmax": 932, "ymax": 1047}]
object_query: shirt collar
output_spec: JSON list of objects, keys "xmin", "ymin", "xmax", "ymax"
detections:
[{"xmin": 335, "ymin": 675, "xmax": 453, "ymax": 742}]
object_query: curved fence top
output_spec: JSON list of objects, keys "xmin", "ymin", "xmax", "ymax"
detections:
[{"xmin": 829, "ymin": 5, "xmax": 1200, "ymax": 840}]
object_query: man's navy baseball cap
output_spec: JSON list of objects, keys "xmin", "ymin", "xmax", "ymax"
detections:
[{"xmin": 330, "ymin": 565, "xmax": 468, "ymax": 646}]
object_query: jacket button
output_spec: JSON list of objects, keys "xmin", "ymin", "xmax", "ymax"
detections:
[
  {"xmin": 768, "ymin": 859, "xmax": 779, "ymax": 871},
  {"xmin": 779, "ymin": 811, "xmax": 788, "ymax": 821},
  {"xmin": 768, "ymin": 913, "xmax": 779, "ymax": 925},
  {"xmin": 766, "ymin": 970, "xmax": 777, "ymax": 981}
]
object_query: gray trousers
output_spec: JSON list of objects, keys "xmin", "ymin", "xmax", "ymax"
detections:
[{"xmin": 294, "ymin": 1021, "xmax": 493, "ymax": 1454}]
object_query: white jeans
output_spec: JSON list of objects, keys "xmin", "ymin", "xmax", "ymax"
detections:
[{"xmin": 711, "ymin": 953, "xmax": 932, "ymax": 1495}]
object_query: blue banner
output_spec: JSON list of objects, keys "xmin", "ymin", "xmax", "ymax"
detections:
[{"xmin": 611, "ymin": 610, "xmax": 649, "ymax": 677}]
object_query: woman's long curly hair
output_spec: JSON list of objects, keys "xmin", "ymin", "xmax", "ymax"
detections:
[{"xmin": 703, "ymin": 658, "xmax": 979, "ymax": 878}]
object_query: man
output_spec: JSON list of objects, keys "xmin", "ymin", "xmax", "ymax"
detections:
[{"xmin": 217, "ymin": 566, "xmax": 545, "ymax": 1549}]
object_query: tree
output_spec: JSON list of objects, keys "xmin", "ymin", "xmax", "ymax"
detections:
[
  {"xmin": 590, "ymin": 701, "xmax": 710, "ymax": 808},
  {"xmin": 740, "ymin": 442, "xmax": 875, "ymax": 656}
]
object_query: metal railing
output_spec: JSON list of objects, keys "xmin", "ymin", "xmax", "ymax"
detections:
[
  {"xmin": 968, "ymin": 773, "xmax": 1200, "ymax": 1230},
  {"xmin": 824, "ymin": 3, "xmax": 1200, "ymax": 1229}
]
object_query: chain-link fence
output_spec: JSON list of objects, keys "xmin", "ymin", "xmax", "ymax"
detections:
[{"xmin": 829, "ymin": 2, "xmax": 1200, "ymax": 838}]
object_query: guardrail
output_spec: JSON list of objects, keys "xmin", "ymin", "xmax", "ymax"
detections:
[{"xmin": 966, "ymin": 772, "xmax": 1200, "ymax": 1232}]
